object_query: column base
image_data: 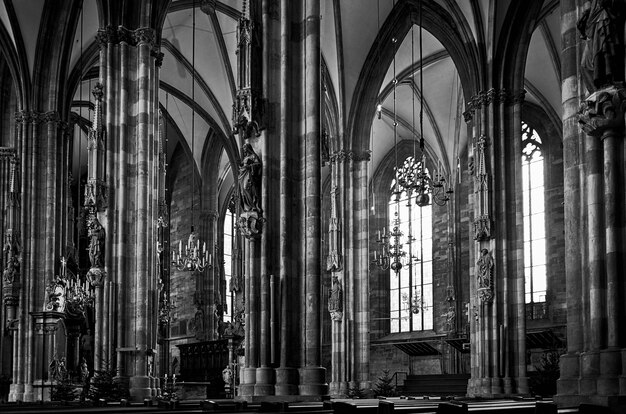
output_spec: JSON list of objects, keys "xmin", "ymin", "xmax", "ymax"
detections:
[
  {"xmin": 298, "ymin": 366, "xmax": 328, "ymax": 396},
  {"xmin": 254, "ymin": 367, "xmax": 275, "ymax": 396},
  {"xmin": 329, "ymin": 381, "xmax": 348, "ymax": 398},
  {"xmin": 238, "ymin": 367, "xmax": 257, "ymax": 397},
  {"xmin": 598, "ymin": 348, "xmax": 622, "ymax": 396},
  {"xmin": 275, "ymin": 367, "xmax": 299, "ymax": 396},
  {"xmin": 129, "ymin": 375, "xmax": 156, "ymax": 402},
  {"xmin": 490, "ymin": 377, "xmax": 503, "ymax": 395},
  {"xmin": 515, "ymin": 375, "xmax": 529, "ymax": 395},
  {"xmin": 503, "ymin": 377, "xmax": 513, "ymax": 395},
  {"xmin": 8, "ymin": 383, "xmax": 25, "ymax": 402},
  {"xmin": 22, "ymin": 384, "xmax": 35, "ymax": 402},
  {"xmin": 622, "ymin": 349, "xmax": 626, "ymax": 395},
  {"xmin": 580, "ymin": 350, "xmax": 600, "ymax": 395},
  {"xmin": 557, "ymin": 352, "xmax": 581, "ymax": 397}
]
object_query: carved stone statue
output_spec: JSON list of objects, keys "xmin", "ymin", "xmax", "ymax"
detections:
[
  {"xmin": 87, "ymin": 213, "xmax": 105, "ymax": 269},
  {"xmin": 476, "ymin": 248, "xmax": 494, "ymax": 303},
  {"xmin": 2, "ymin": 254, "xmax": 19, "ymax": 284},
  {"xmin": 238, "ymin": 143, "xmax": 262, "ymax": 214},
  {"xmin": 79, "ymin": 357, "xmax": 89, "ymax": 383},
  {"xmin": 578, "ymin": 0, "xmax": 626, "ymax": 92},
  {"xmin": 328, "ymin": 274, "xmax": 343, "ymax": 320}
]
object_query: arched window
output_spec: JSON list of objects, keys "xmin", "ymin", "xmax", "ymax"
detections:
[
  {"xmin": 389, "ymin": 156, "xmax": 433, "ymax": 333},
  {"xmin": 223, "ymin": 209, "xmax": 234, "ymax": 323},
  {"xmin": 522, "ymin": 122, "xmax": 547, "ymax": 311}
]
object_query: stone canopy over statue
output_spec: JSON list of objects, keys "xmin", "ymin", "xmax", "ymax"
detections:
[{"xmin": 578, "ymin": 0, "xmax": 626, "ymax": 92}]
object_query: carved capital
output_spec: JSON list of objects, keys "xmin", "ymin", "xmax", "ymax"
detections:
[
  {"xmin": 41, "ymin": 111, "xmax": 61, "ymax": 124},
  {"xmin": 134, "ymin": 27, "xmax": 156, "ymax": 46},
  {"xmin": 0, "ymin": 147, "xmax": 15, "ymax": 159},
  {"xmin": 348, "ymin": 150, "xmax": 372, "ymax": 162},
  {"xmin": 14, "ymin": 110, "xmax": 32, "ymax": 124},
  {"xmin": 152, "ymin": 50, "xmax": 165, "ymax": 67}
]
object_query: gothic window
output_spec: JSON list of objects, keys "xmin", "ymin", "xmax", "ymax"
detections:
[
  {"xmin": 522, "ymin": 122, "xmax": 547, "ymax": 306},
  {"xmin": 223, "ymin": 209, "xmax": 234, "ymax": 323},
  {"xmin": 389, "ymin": 156, "xmax": 434, "ymax": 333}
]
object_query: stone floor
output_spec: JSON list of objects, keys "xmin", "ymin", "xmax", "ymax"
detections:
[{"xmin": 0, "ymin": 397, "xmax": 595, "ymax": 414}]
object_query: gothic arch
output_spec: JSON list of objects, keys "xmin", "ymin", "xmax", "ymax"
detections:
[{"xmin": 348, "ymin": 0, "xmax": 481, "ymax": 156}]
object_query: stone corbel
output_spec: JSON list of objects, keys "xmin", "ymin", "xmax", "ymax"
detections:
[
  {"xmin": 577, "ymin": 86, "xmax": 626, "ymax": 138},
  {"xmin": 237, "ymin": 211, "xmax": 264, "ymax": 239}
]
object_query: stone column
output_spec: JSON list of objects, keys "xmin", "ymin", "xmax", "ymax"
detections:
[
  {"xmin": 464, "ymin": 88, "xmax": 529, "ymax": 397},
  {"xmin": 353, "ymin": 153, "xmax": 370, "ymax": 390},
  {"xmin": 299, "ymin": 0, "xmax": 327, "ymax": 397},
  {"xmin": 275, "ymin": 0, "xmax": 299, "ymax": 397},
  {"xmin": 570, "ymin": 87, "xmax": 626, "ymax": 408},
  {"xmin": 96, "ymin": 25, "xmax": 162, "ymax": 401},
  {"xmin": 555, "ymin": 0, "xmax": 585, "ymax": 402}
]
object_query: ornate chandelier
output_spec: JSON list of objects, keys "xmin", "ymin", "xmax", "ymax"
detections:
[
  {"xmin": 372, "ymin": 207, "xmax": 417, "ymax": 274},
  {"xmin": 372, "ymin": 34, "xmax": 417, "ymax": 275},
  {"xmin": 397, "ymin": 155, "xmax": 452, "ymax": 207},
  {"xmin": 406, "ymin": 0, "xmax": 452, "ymax": 207},
  {"xmin": 171, "ymin": 226, "xmax": 212, "ymax": 271}
]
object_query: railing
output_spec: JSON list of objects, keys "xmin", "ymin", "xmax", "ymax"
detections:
[{"xmin": 526, "ymin": 302, "xmax": 548, "ymax": 320}]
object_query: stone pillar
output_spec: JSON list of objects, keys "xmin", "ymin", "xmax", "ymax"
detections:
[
  {"xmin": 275, "ymin": 0, "xmax": 299, "ymax": 398},
  {"xmin": 555, "ymin": 0, "xmax": 585, "ymax": 402},
  {"xmin": 299, "ymin": 0, "xmax": 327, "ymax": 397},
  {"xmin": 353, "ymin": 154, "xmax": 370, "ymax": 391},
  {"xmin": 559, "ymin": 86, "xmax": 626, "ymax": 410},
  {"xmin": 464, "ymin": 88, "xmax": 529, "ymax": 398},
  {"xmin": 239, "ymin": 236, "xmax": 258, "ymax": 397},
  {"xmin": 96, "ymin": 24, "xmax": 162, "ymax": 401}
]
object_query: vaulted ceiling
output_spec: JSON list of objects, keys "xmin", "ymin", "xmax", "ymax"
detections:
[{"xmin": 0, "ymin": 0, "xmax": 561, "ymax": 202}]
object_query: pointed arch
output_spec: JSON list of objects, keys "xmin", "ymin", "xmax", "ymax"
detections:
[{"xmin": 348, "ymin": 0, "xmax": 481, "ymax": 155}]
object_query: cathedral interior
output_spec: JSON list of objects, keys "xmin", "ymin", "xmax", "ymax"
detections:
[{"xmin": 0, "ymin": 0, "xmax": 626, "ymax": 412}]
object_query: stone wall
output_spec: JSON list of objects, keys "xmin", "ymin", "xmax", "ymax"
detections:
[{"xmin": 167, "ymin": 145, "xmax": 202, "ymax": 358}]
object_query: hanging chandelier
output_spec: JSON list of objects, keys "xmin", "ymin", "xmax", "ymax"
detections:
[
  {"xmin": 171, "ymin": 1, "xmax": 211, "ymax": 273},
  {"xmin": 172, "ymin": 226, "xmax": 212, "ymax": 271},
  {"xmin": 403, "ymin": 0, "xmax": 452, "ymax": 207},
  {"xmin": 372, "ymin": 208, "xmax": 417, "ymax": 273},
  {"xmin": 372, "ymin": 33, "xmax": 417, "ymax": 275}
]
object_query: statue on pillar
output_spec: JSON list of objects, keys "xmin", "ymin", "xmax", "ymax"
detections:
[
  {"xmin": 577, "ymin": 0, "xmax": 626, "ymax": 92},
  {"xmin": 238, "ymin": 143, "xmax": 261, "ymax": 214},
  {"xmin": 2, "ymin": 233, "xmax": 20, "ymax": 285},
  {"xmin": 328, "ymin": 274, "xmax": 343, "ymax": 321},
  {"xmin": 2, "ymin": 254, "xmax": 19, "ymax": 285},
  {"xmin": 87, "ymin": 212, "xmax": 105, "ymax": 269},
  {"xmin": 476, "ymin": 248, "xmax": 494, "ymax": 304},
  {"xmin": 237, "ymin": 143, "xmax": 264, "ymax": 238}
]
